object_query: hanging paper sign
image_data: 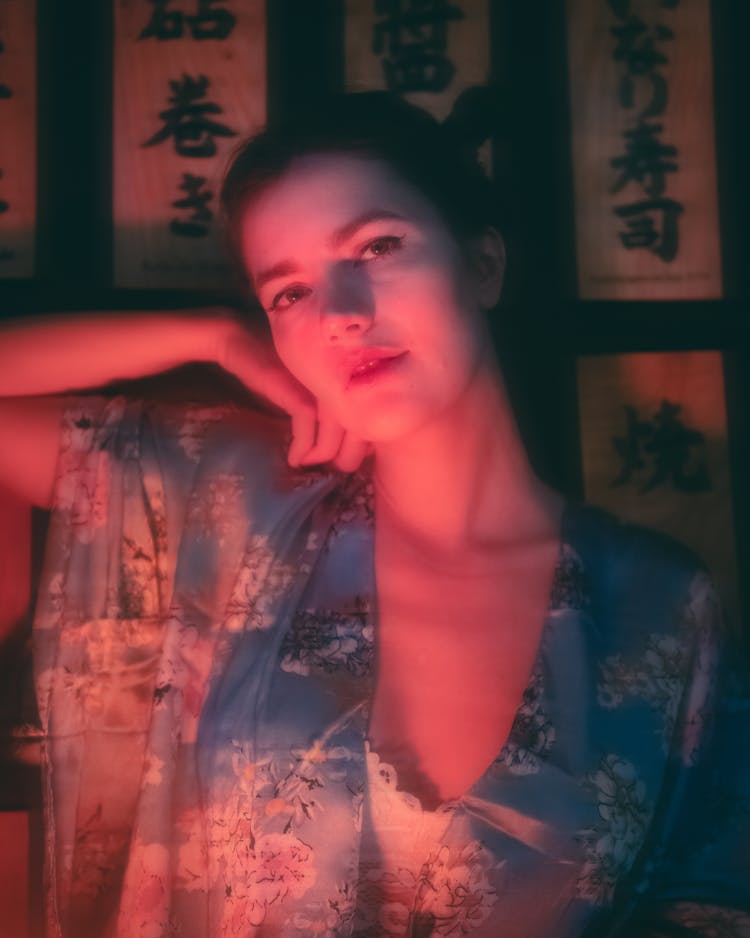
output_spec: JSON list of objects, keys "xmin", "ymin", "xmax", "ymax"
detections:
[
  {"xmin": 0, "ymin": 0, "xmax": 37, "ymax": 279},
  {"xmin": 344, "ymin": 0, "xmax": 491, "ymax": 122},
  {"xmin": 566, "ymin": 0, "xmax": 722, "ymax": 300},
  {"xmin": 577, "ymin": 351, "xmax": 739, "ymax": 625},
  {"xmin": 113, "ymin": 0, "xmax": 266, "ymax": 289}
]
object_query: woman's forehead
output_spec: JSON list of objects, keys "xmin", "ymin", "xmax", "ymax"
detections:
[
  {"xmin": 245, "ymin": 154, "xmax": 435, "ymax": 229},
  {"xmin": 239, "ymin": 153, "xmax": 439, "ymax": 269}
]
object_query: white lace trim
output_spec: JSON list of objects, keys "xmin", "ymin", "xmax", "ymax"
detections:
[{"xmin": 362, "ymin": 742, "xmax": 456, "ymax": 881}]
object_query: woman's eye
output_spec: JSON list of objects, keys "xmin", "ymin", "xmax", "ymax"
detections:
[
  {"xmin": 270, "ymin": 285, "xmax": 310, "ymax": 311},
  {"xmin": 357, "ymin": 235, "xmax": 404, "ymax": 263}
]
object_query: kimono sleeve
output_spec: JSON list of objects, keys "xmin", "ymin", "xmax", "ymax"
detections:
[
  {"xmin": 33, "ymin": 394, "xmax": 231, "ymax": 734},
  {"xmin": 608, "ymin": 572, "xmax": 750, "ymax": 937},
  {"xmin": 31, "ymin": 395, "xmax": 239, "ymax": 934}
]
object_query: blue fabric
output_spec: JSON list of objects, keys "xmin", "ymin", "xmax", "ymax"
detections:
[{"xmin": 33, "ymin": 396, "xmax": 750, "ymax": 937}]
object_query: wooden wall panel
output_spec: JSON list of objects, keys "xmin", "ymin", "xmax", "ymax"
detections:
[
  {"xmin": 567, "ymin": 0, "xmax": 722, "ymax": 300},
  {"xmin": 113, "ymin": 0, "xmax": 266, "ymax": 289},
  {"xmin": 577, "ymin": 351, "xmax": 739, "ymax": 626},
  {"xmin": 0, "ymin": 0, "xmax": 36, "ymax": 279},
  {"xmin": 344, "ymin": 0, "xmax": 491, "ymax": 121}
]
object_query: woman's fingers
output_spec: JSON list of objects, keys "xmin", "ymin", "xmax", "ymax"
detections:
[
  {"xmin": 288, "ymin": 404, "xmax": 318, "ymax": 466},
  {"xmin": 296, "ymin": 414, "xmax": 344, "ymax": 466},
  {"xmin": 293, "ymin": 413, "xmax": 371, "ymax": 474},
  {"xmin": 219, "ymin": 321, "xmax": 369, "ymax": 472},
  {"xmin": 333, "ymin": 433, "xmax": 372, "ymax": 473},
  {"xmin": 221, "ymin": 325, "xmax": 320, "ymax": 466}
]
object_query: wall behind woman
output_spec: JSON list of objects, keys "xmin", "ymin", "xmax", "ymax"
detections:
[{"xmin": 0, "ymin": 0, "xmax": 748, "ymax": 773}]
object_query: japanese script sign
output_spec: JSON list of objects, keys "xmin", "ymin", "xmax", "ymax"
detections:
[
  {"xmin": 0, "ymin": 0, "xmax": 37, "ymax": 278},
  {"xmin": 566, "ymin": 0, "xmax": 721, "ymax": 299},
  {"xmin": 139, "ymin": 0, "xmax": 237, "ymax": 40},
  {"xmin": 113, "ymin": 0, "xmax": 266, "ymax": 288},
  {"xmin": 610, "ymin": 399, "xmax": 711, "ymax": 494},
  {"xmin": 577, "ymin": 351, "xmax": 739, "ymax": 623},
  {"xmin": 344, "ymin": 0, "xmax": 490, "ymax": 122}
]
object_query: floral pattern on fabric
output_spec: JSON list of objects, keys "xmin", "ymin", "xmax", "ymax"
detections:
[
  {"xmin": 281, "ymin": 599, "xmax": 374, "ymax": 678},
  {"xmin": 355, "ymin": 747, "xmax": 500, "ymax": 936},
  {"xmin": 548, "ymin": 544, "xmax": 590, "ymax": 612},
  {"xmin": 176, "ymin": 404, "xmax": 233, "ymax": 462},
  {"xmin": 597, "ymin": 570, "xmax": 721, "ymax": 762},
  {"xmin": 54, "ymin": 404, "xmax": 112, "ymax": 543},
  {"xmin": 414, "ymin": 842, "xmax": 502, "ymax": 935},
  {"xmin": 290, "ymin": 883, "xmax": 357, "ymax": 937},
  {"xmin": 597, "ymin": 633, "xmax": 689, "ymax": 748},
  {"xmin": 498, "ymin": 666, "xmax": 556, "ymax": 775},
  {"xmin": 576, "ymin": 755, "xmax": 652, "ymax": 903},
  {"xmin": 31, "ymin": 398, "xmax": 750, "ymax": 938},
  {"xmin": 70, "ymin": 806, "xmax": 131, "ymax": 900},
  {"xmin": 224, "ymin": 533, "xmax": 301, "ymax": 632},
  {"xmin": 660, "ymin": 903, "xmax": 750, "ymax": 937}
]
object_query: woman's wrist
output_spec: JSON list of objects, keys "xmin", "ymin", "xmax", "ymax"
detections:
[
  {"xmin": 0, "ymin": 310, "xmax": 242, "ymax": 397},
  {"xmin": 207, "ymin": 312, "xmax": 244, "ymax": 372}
]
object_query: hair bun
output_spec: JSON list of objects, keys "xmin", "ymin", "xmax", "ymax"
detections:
[{"xmin": 441, "ymin": 85, "xmax": 502, "ymax": 158}]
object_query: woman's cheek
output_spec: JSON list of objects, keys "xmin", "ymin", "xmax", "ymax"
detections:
[
  {"xmin": 271, "ymin": 313, "xmax": 309, "ymax": 362},
  {"xmin": 266, "ymin": 329, "xmax": 310, "ymax": 395},
  {"xmin": 284, "ymin": 343, "xmax": 337, "ymax": 406}
]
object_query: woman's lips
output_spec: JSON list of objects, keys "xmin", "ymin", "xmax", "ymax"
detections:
[{"xmin": 346, "ymin": 351, "xmax": 409, "ymax": 387}]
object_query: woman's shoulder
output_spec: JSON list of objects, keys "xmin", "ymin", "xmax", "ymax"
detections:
[
  {"xmin": 560, "ymin": 501, "xmax": 720, "ymax": 650},
  {"xmin": 564, "ymin": 500, "xmax": 708, "ymax": 591}
]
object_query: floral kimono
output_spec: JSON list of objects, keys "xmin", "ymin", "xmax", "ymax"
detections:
[{"xmin": 32, "ymin": 397, "xmax": 750, "ymax": 937}]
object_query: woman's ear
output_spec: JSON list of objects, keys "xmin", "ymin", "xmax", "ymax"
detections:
[{"xmin": 465, "ymin": 227, "xmax": 506, "ymax": 310}]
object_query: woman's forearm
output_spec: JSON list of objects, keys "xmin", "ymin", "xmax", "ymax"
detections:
[
  {"xmin": 0, "ymin": 311, "xmax": 232, "ymax": 396},
  {"xmin": 0, "ymin": 309, "xmax": 357, "ymax": 478}
]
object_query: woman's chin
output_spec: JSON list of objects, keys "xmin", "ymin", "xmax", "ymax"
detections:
[{"xmin": 342, "ymin": 404, "xmax": 432, "ymax": 447}]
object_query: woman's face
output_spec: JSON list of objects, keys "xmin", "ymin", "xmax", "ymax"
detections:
[{"xmin": 239, "ymin": 152, "xmax": 502, "ymax": 443}]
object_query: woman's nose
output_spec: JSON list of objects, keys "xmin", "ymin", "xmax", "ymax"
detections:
[{"xmin": 320, "ymin": 261, "xmax": 375, "ymax": 343}]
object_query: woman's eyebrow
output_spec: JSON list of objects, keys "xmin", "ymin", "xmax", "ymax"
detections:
[
  {"xmin": 330, "ymin": 209, "xmax": 407, "ymax": 248},
  {"xmin": 254, "ymin": 210, "xmax": 408, "ymax": 292},
  {"xmin": 254, "ymin": 259, "xmax": 299, "ymax": 292}
]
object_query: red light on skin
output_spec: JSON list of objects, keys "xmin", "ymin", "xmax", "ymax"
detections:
[
  {"xmin": 239, "ymin": 152, "xmax": 497, "ymax": 448},
  {"xmin": 347, "ymin": 352, "xmax": 409, "ymax": 388}
]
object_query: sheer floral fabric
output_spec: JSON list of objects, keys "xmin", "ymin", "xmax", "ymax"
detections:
[{"xmin": 32, "ymin": 397, "xmax": 750, "ymax": 937}]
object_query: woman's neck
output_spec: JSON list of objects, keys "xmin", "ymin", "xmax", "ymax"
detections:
[{"xmin": 372, "ymin": 358, "xmax": 561, "ymax": 557}]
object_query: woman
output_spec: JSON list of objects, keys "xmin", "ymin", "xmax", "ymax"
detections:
[{"xmin": 1, "ymin": 93, "xmax": 748, "ymax": 937}]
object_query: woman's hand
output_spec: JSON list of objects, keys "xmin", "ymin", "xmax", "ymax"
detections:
[{"xmin": 217, "ymin": 317, "xmax": 372, "ymax": 473}]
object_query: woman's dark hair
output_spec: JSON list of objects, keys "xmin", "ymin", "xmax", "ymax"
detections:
[
  {"xmin": 220, "ymin": 91, "xmax": 501, "ymax": 294},
  {"xmin": 219, "ymin": 92, "xmax": 557, "ymax": 484}
]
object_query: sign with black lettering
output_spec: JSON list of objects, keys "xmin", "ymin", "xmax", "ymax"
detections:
[
  {"xmin": 0, "ymin": 0, "xmax": 36, "ymax": 278},
  {"xmin": 113, "ymin": 0, "xmax": 266, "ymax": 288},
  {"xmin": 567, "ymin": 0, "xmax": 722, "ymax": 299},
  {"xmin": 345, "ymin": 0, "xmax": 490, "ymax": 122},
  {"xmin": 577, "ymin": 351, "xmax": 739, "ymax": 623}
]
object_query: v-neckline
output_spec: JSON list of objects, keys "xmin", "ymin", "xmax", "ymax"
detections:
[{"xmin": 364, "ymin": 497, "xmax": 573, "ymax": 813}]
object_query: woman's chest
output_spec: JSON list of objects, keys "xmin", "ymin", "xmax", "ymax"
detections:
[{"xmin": 368, "ymin": 536, "xmax": 559, "ymax": 806}]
